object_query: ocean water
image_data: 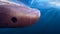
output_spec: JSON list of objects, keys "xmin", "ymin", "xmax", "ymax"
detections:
[{"xmin": 0, "ymin": 0, "xmax": 60, "ymax": 34}]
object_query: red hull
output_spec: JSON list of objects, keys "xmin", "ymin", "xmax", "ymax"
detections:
[{"xmin": 0, "ymin": 1, "xmax": 40, "ymax": 28}]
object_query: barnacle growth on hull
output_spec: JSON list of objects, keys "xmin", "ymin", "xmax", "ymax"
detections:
[{"xmin": 0, "ymin": 0, "xmax": 41, "ymax": 28}]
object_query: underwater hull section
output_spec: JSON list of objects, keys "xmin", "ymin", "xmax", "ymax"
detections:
[{"xmin": 0, "ymin": 1, "xmax": 40, "ymax": 28}]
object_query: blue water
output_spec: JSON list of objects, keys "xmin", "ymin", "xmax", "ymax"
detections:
[{"xmin": 0, "ymin": 0, "xmax": 60, "ymax": 34}]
